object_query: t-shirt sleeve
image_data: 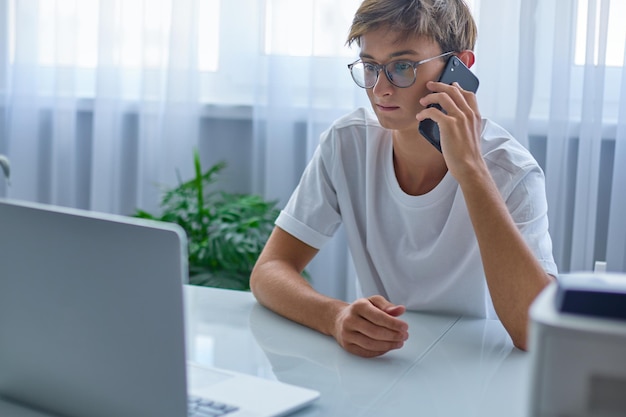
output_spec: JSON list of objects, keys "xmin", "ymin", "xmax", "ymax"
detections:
[
  {"xmin": 275, "ymin": 131, "xmax": 343, "ymax": 250},
  {"xmin": 505, "ymin": 164, "xmax": 559, "ymax": 277}
]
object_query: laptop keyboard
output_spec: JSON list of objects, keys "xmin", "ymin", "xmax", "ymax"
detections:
[{"xmin": 188, "ymin": 395, "xmax": 239, "ymax": 416}]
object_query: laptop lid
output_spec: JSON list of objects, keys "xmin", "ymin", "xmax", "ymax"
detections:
[
  {"xmin": 0, "ymin": 199, "xmax": 190, "ymax": 417},
  {"xmin": 0, "ymin": 198, "xmax": 319, "ymax": 417}
]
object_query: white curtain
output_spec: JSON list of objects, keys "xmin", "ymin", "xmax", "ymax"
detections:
[
  {"xmin": 481, "ymin": 0, "xmax": 626, "ymax": 274},
  {"xmin": 1, "ymin": 0, "xmax": 625, "ymax": 298}
]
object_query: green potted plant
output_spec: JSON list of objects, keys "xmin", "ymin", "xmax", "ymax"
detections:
[{"xmin": 135, "ymin": 150, "xmax": 279, "ymax": 290}]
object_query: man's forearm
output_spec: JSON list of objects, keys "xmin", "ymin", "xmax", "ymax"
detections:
[
  {"xmin": 250, "ymin": 260, "xmax": 348, "ymax": 337},
  {"xmin": 459, "ymin": 167, "xmax": 553, "ymax": 350}
]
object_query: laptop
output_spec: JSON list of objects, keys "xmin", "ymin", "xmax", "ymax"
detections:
[{"xmin": 0, "ymin": 198, "xmax": 319, "ymax": 417}]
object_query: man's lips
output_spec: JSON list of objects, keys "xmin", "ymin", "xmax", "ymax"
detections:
[{"xmin": 376, "ymin": 104, "xmax": 400, "ymax": 111}]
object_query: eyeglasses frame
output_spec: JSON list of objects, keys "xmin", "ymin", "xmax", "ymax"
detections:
[{"xmin": 347, "ymin": 51, "xmax": 455, "ymax": 89}]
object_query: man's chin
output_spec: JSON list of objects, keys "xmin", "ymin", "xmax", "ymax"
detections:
[{"xmin": 373, "ymin": 113, "xmax": 417, "ymax": 132}]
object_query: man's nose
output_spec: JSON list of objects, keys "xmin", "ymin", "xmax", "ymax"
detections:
[{"xmin": 372, "ymin": 70, "xmax": 394, "ymax": 95}]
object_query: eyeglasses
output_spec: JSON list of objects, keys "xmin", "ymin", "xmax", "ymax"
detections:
[{"xmin": 347, "ymin": 51, "xmax": 454, "ymax": 89}]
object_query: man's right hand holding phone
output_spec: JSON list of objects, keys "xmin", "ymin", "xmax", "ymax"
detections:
[
  {"xmin": 417, "ymin": 79, "xmax": 483, "ymax": 180},
  {"xmin": 418, "ymin": 54, "xmax": 479, "ymax": 153}
]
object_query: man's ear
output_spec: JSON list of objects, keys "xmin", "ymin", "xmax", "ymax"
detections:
[{"xmin": 457, "ymin": 50, "xmax": 475, "ymax": 68}]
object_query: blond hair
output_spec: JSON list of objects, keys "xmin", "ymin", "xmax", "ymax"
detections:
[{"xmin": 347, "ymin": 0, "xmax": 477, "ymax": 54}]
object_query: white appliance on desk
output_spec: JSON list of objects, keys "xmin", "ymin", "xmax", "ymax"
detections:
[{"xmin": 528, "ymin": 273, "xmax": 626, "ymax": 417}]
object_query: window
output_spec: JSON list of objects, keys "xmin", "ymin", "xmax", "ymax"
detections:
[
  {"xmin": 263, "ymin": 0, "xmax": 478, "ymax": 58},
  {"xmin": 17, "ymin": 0, "xmax": 621, "ymax": 72},
  {"xmin": 11, "ymin": 0, "xmax": 219, "ymax": 71},
  {"xmin": 575, "ymin": 0, "xmax": 625, "ymax": 67},
  {"xmin": 22, "ymin": 0, "xmax": 624, "ymax": 110},
  {"xmin": 264, "ymin": 0, "xmax": 361, "ymax": 57}
]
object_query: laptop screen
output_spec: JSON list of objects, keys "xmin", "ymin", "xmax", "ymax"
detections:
[{"xmin": 0, "ymin": 199, "xmax": 190, "ymax": 417}]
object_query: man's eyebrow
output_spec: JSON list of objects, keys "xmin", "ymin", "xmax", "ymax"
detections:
[{"xmin": 359, "ymin": 49, "xmax": 419, "ymax": 60}]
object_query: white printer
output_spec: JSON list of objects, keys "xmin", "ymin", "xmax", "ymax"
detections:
[{"xmin": 528, "ymin": 273, "xmax": 626, "ymax": 417}]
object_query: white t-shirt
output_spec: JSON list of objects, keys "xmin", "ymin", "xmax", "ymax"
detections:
[{"xmin": 276, "ymin": 107, "xmax": 558, "ymax": 318}]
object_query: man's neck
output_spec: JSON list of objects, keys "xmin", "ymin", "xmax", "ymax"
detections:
[{"xmin": 392, "ymin": 130, "xmax": 448, "ymax": 196}]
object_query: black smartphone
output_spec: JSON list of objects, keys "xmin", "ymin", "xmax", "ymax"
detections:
[{"xmin": 418, "ymin": 55, "xmax": 479, "ymax": 152}]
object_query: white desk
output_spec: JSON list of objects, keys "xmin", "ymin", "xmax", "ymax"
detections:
[
  {"xmin": 0, "ymin": 285, "xmax": 529, "ymax": 416},
  {"xmin": 185, "ymin": 286, "xmax": 530, "ymax": 417}
]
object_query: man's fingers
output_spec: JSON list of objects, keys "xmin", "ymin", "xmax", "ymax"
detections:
[
  {"xmin": 350, "ymin": 314, "xmax": 408, "ymax": 343},
  {"xmin": 418, "ymin": 81, "xmax": 475, "ymax": 119},
  {"xmin": 365, "ymin": 296, "xmax": 408, "ymax": 331},
  {"xmin": 344, "ymin": 343, "xmax": 394, "ymax": 358},
  {"xmin": 384, "ymin": 304, "xmax": 406, "ymax": 317},
  {"xmin": 333, "ymin": 297, "xmax": 410, "ymax": 358},
  {"xmin": 345, "ymin": 334, "xmax": 406, "ymax": 358}
]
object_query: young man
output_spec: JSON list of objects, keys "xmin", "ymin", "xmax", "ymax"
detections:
[{"xmin": 250, "ymin": 0, "xmax": 557, "ymax": 358}]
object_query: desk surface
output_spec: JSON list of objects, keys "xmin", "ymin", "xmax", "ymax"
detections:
[
  {"xmin": 0, "ymin": 285, "xmax": 530, "ymax": 417},
  {"xmin": 185, "ymin": 286, "xmax": 530, "ymax": 417}
]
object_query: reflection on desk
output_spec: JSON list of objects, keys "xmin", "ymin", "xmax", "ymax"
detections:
[{"xmin": 185, "ymin": 286, "xmax": 529, "ymax": 417}]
